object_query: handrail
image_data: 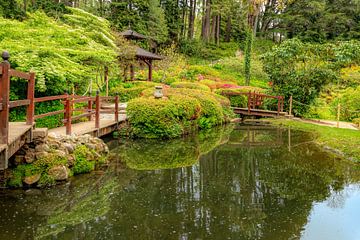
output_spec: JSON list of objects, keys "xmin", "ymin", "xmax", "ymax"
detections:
[
  {"xmin": 9, "ymin": 69, "xmax": 32, "ymax": 80},
  {"xmin": 34, "ymin": 95, "xmax": 68, "ymax": 103},
  {"xmin": 9, "ymin": 100, "xmax": 31, "ymax": 108}
]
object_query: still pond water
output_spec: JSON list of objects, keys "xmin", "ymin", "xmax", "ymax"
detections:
[{"xmin": 1, "ymin": 124, "xmax": 360, "ymax": 240}]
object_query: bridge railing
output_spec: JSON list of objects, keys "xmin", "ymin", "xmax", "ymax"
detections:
[
  {"xmin": 0, "ymin": 51, "xmax": 120, "ymax": 141},
  {"xmin": 0, "ymin": 52, "xmax": 35, "ymax": 144},
  {"xmin": 220, "ymin": 91, "xmax": 285, "ymax": 115}
]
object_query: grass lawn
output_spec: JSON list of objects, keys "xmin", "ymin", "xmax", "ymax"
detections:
[{"xmin": 270, "ymin": 119, "xmax": 360, "ymax": 162}]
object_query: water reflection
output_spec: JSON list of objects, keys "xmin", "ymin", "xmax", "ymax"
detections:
[{"xmin": 0, "ymin": 125, "xmax": 360, "ymax": 240}]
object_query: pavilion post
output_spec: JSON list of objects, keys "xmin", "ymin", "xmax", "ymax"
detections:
[
  {"xmin": 130, "ymin": 64, "xmax": 135, "ymax": 81},
  {"xmin": 0, "ymin": 51, "xmax": 10, "ymax": 144},
  {"xmin": 148, "ymin": 60, "xmax": 153, "ymax": 81}
]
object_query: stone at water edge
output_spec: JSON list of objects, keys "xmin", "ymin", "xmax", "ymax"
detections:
[
  {"xmin": 25, "ymin": 151, "xmax": 35, "ymax": 163},
  {"xmin": 48, "ymin": 165, "xmax": 69, "ymax": 181},
  {"xmin": 35, "ymin": 151, "xmax": 49, "ymax": 160},
  {"xmin": 35, "ymin": 144, "xmax": 50, "ymax": 153},
  {"xmin": 24, "ymin": 174, "xmax": 41, "ymax": 185},
  {"xmin": 63, "ymin": 143, "xmax": 75, "ymax": 154},
  {"xmin": 231, "ymin": 118, "xmax": 242, "ymax": 123}
]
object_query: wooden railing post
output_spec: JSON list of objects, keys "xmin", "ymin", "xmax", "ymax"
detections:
[
  {"xmin": 115, "ymin": 93, "xmax": 119, "ymax": 123},
  {"xmin": 65, "ymin": 94, "xmax": 72, "ymax": 135},
  {"xmin": 95, "ymin": 90, "xmax": 100, "ymax": 129},
  {"xmin": 87, "ymin": 92, "xmax": 93, "ymax": 121},
  {"xmin": 277, "ymin": 96, "xmax": 280, "ymax": 116},
  {"xmin": 289, "ymin": 95, "xmax": 293, "ymax": 116},
  {"xmin": 247, "ymin": 91, "xmax": 251, "ymax": 114},
  {"xmin": 26, "ymin": 72, "xmax": 35, "ymax": 125},
  {"xmin": 0, "ymin": 51, "xmax": 10, "ymax": 144}
]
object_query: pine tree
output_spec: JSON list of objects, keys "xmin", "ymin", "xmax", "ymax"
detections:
[{"xmin": 148, "ymin": 0, "xmax": 169, "ymax": 44}]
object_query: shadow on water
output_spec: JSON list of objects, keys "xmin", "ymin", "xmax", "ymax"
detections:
[{"xmin": 1, "ymin": 124, "xmax": 360, "ymax": 240}]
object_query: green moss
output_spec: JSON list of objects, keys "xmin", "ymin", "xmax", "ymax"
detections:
[
  {"xmin": 37, "ymin": 173, "xmax": 56, "ymax": 188},
  {"xmin": 72, "ymin": 145, "xmax": 95, "ymax": 175},
  {"xmin": 7, "ymin": 168, "xmax": 24, "ymax": 188}
]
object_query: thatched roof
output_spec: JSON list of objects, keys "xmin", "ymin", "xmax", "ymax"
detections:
[
  {"xmin": 121, "ymin": 29, "xmax": 147, "ymax": 40},
  {"xmin": 136, "ymin": 47, "xmax": 164, "ymax": 60}
]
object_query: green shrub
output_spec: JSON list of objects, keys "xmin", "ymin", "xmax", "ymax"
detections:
[
  {"xmin": 110, "ymin": 81, "xmax": 158, "ymax": 102},
  {"xmin": 72, "ymin": 145, "xmax": 95, "ymax": 175},
  {"xmin": 127, "ymin": 88, "xmax": 232, "ymax": 138},
  {"xmin": 332, "ymin": 86, "xmax": 360, "ymax": 121},
  {"xmin": 170, "ymin": 81, "xmax": 211, "ymax": 92},
  {"xmin": 127, "ymin": 95, "xmax": 201, "ymax": 139}
]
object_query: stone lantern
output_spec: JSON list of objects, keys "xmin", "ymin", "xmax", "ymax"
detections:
[{"xmin": 154, "ymin": 86, "xmax": 163, "ymax": 99}]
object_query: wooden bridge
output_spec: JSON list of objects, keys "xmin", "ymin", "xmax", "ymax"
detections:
[
  {"xmin": 221, "ymin": 91, "xmax": 289, "ymax": 118},
  {"xmin": 0, "ymin": 52, "xmax": 125, "ymax": 170}
]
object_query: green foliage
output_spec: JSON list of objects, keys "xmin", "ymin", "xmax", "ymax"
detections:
[
  {"xmin": 280, "ymin": 0, "xmax": 360, "ymax": 42},
  {"xmin": 244, "ymin": 29, "xmax": 253, "ymax": 85},
  {"xmin": 37, "ymin": 173, "xmax": 56, "ymax": 188},
  {"xmin": 332, "ymin": 87, "xmax": 360, "ymax": 121},
  {"xmin": 262, "ymin": 39, "xmax": 339, "ymax": 115},
  {"xmin": 110, "ymin": 81, "xmax": 158, "ymax": 102},
  {"xmin": 127, "ymin": 95, "xmax": 201, "ymax": 138},
  {"xmin": 72, "ymin": 145, "xmax": 95, "ymax": 175},
  {"xmin": 127, "ymin": 88, "xmax": 232, "ymax": 139},
  {"xmin": 148, "ymin": 0, "xmax": 168, "ymax": 44},
  {"xmin": 170, "ymin": 81, "xmax": 211, "ymax": 92},
  {"xmin": 179, "ymin": 40, "xmax": 239, "ymax": 60}
]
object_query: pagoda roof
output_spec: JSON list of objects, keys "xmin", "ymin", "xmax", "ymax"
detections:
[
  {"xmin": 121, "ymin": 29, "xmax": 147, "ymax": 40},
  {"xmin": 136, "ymin": 47, "xmax": 163, "ymax": 61}
]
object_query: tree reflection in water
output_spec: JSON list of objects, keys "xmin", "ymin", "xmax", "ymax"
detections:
[{"xmin": 0, "ymin": 125, "xmax": 359, "ymax": 240}]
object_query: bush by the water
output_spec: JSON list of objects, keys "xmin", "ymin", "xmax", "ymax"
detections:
[
  {"xmin": 170, "ymin": 81, "xmax": 211, "ymax": 92},
  {"xmin": 262, "ymin": 39, "xmax": 360, "ymax": 116},
  {"xmin": 127, "ymin": 88, "xmax": 233, "ymax": 139},
  {"xmin": 110, "ymin": 81, "xmax": 158, "ymax": 102}
]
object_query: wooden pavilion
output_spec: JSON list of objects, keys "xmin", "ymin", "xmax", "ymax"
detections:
[{"xmin": 120, "ymin": 29, "xmax": 163, "ymax": 81}]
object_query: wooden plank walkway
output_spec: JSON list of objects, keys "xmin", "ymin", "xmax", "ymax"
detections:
[
  {"xmin": 49, "ymin": 114, "xmax": 126, "ymax": 137},
  {"xmin": 0, "ymin": 122, "xmax": 34, "ymax": 169},
  {"xmin": 233, "ymin": 107, "xmax": 288, "ymax": 117}
]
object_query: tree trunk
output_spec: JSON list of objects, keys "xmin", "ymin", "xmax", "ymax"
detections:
[
  {"xmin": 188, "ymin": 0, "xmax": 196, "ymax": 39},
  {"xmin": 216, "ymin": 15, "xmax": 220, "ymax": 45},
  {"xmin": 211, "ymin": 15, "xmax": 216, "ymax": 42},
  {"xmin": 225, "ymin": 15, "xmax": 231, "ymax": 42},
  {"xmin": 202, "ymin": 0, "xmax": 211, "ymax": 42}
]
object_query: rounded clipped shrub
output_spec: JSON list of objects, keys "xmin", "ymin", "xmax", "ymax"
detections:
[
  {"xmin": 110, "ymin": 81, "xmax": 158, "ymax": 102},
  {"xmin": 127, "ymin": 88, "xmax": 233, "ymax": 138},
  {"xmin": 170, "ymin": 81, "xmax": 211, "ymax": 92},
  {"xmin": 127, "ymin": 96, "xmax": 202, "ymax": 139}
]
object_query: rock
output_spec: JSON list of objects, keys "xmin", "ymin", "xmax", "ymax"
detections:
[
  {"xmin": 231, "ymin": 118, "xmax": 242, "ymax": 123},
  {"xmin": 53, "ymin": 150, "xmax": 67, "ymax": 158},
  {"xmin": 33, "ymin": 128, "xmax": 48, "ymax": 140},
  {"xmin": 35, "ymin": 144, "xmax": 50, "ymax": 153},
  {"xmin": 14, "ymin": 155, "xmax": 25, "ymax": 165},
  {"xmin": 67, "ymin": 154, "xmax": 75, "ymax": 167},
  {"xmin": 63, "ymin": 143, "xmax": 75, "ymax": 154},
  {"xmin": 48, "ymin": 165, "xmax": 69, "ymax": 181},
  {"xmin": 24, "ymin": 174, "xmax": 41, "ymax": 185},
  {"xmin": 85, "ymin": 143, "xmax": 96, "ymax": 150},
  {"xmin": 35, "ymin": 151, "xmax": 49, "ymax": 160},
  {"xmin": 25, "ymin": 151, "xmax": 35, "ymax": 163}
]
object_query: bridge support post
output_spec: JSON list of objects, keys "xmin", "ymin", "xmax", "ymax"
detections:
[
  {"xmin": 115, "ymin": 93, "xmax": 119, "ymax": 123},
  {"xmin": 247, "ymin": 91, "xmax": 251, "ymax": 114},
  {"xmin": 0, "ymin": 52, "xmax": 10, "ymax": 145},
  {"xmin": 65, "ymin": 94, "xmax": 72, "ymax": 135},
  {"xmin": 95, "ymin": 90, "xmax": 100, "ymax": 129},
  {"xmin": 26, "ymin": 72, "xmax": 35, "ymax": 125}
]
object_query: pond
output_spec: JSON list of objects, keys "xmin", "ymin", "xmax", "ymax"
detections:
[{"xmin": 1, "ymin": 124, "xmax": 360, "ymax": 240}]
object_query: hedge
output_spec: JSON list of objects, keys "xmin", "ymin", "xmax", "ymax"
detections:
[
  {"xmin": 170, "ymin": 81, "xmax": 211, "ymax": 92},
  {"xmin": 127, "ymin": 88, "xmax": 233, "ymax": 138},
  {"xmin": 110, "ymin": 81, "xmax": 158, "ymax": 102}
]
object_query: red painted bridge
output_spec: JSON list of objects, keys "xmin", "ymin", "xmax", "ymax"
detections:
[{"xmin": 0, "ymin": 52, "xmax": 125, "ymax": 170}]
